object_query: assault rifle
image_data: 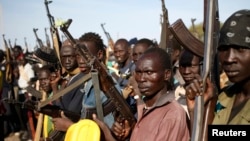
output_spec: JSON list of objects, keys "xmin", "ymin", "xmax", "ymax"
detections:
[
  {"xmin": 45, "ymin": 27, "xmax": 51, "ymax": 48},
  {"xmin": 2, "ymin": 34, "xmax": 12, "ymax": 84},
  {"xmin": 159, "ymin": 0, "xmax": 173, "ymax": 54},
  {"xmin": 201, "ymin": 0, "xmax": 220, "ymax": 140},
  {"xmin": 170, "ymin": 18, "xmax": 218, "ymax": 141},
  {"xmin": 4, "ymin": 98, "xmax": 80, "ymax": 141},
  {"xmin": 100, "ymin": 23, "xmax": 114, "ymax": 51},
  {"xmin": 33, "ymin": 28, "xmax": 44, "ymax": 48},
  {"xmin": 169, "ymin": 0, "xmax": 220, "ymax": 140},
  {"xmin": 14, "ymin": 38, "xmax": 17, "ymax": 46},
  {"xmin": 24, "ymin": 37, "xmax": 29, "ymax": 52},
  {"xmin": 8, "ymin": 39, "xmax": 13, "ymax": 49},
  {"xmin": 44, "ymin": 0, "xmax": 62, "ymax": 65},
  {"xmin": 60, "ymin": 19, "xmax": 136, "ymax": 127},
  {"xmin": 191, "ymin": 18, "xmax": 199, "ymax": 39}
]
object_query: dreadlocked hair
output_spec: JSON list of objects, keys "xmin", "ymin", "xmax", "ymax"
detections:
[{"xmin": 79, "ymin": 32, "xmax": 105, "ymax": 51}]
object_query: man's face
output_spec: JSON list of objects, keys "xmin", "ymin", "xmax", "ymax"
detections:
[
  {"xmin": 76, "ymin": 41, "xmax": 99, "ymax": 73},
  {"xmin": 13, "ymin": 47, "xmax": 22, "ymax": 58},
  {"xmin": 60, "ymin": 46, "xmax": 78, "ymax": 72},
  {"xmin": 132, "ymin": 43, "xmax": 149, "ymax": 63},
  {"xmin": 218, "ymin": 45, "xmax": 250, "ymax": 83},
  {"xmin": 38, "ymin": 70, "xmax": 51, "ymax": 93},
  {"xmin": 135, "ymin": 54, "xmax": 167, "ymax": 97},
  {"xmin": 114, "ymin": 43, "xmax": 129, "ymax": 64},
  {"xmin": 179, "ymin": 56, "xmax": 201, "ymax": 85}
]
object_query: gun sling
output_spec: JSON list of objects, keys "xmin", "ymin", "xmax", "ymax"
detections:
[
  {"xmin": 38, "ymin": 73, "xmax": 92, "ymax": 109},
  {"xmin": 60, "ymin": 20, "xmax": 136, "ymax": 126},
  {"xmin": 92, "ymin": 70, "xmax": 104, "ymax": 121}
]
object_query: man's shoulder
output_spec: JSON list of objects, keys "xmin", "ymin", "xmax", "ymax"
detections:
[
  {"xmin": 119, "ymin": 61, "xmax": 135, "ymax": 72},
  {"xmin": 163, "ymin": 99, "xmax": 187, "ymax": 117}
]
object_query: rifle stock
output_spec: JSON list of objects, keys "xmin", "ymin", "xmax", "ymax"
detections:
[{"xmin": 60, "ymin": 19, "xmax": 136, "ymax": 127}]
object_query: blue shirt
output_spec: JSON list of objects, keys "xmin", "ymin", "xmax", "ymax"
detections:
[{"xmin": 80, "ymin": 73, "xmax": 122, "ymax": 128}]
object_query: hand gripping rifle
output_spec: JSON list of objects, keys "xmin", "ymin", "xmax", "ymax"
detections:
[
  {"xmin": 201, "ymin": 0, "xmax": 220, "ymax": 140},
  {"xmin": 60, "ymin": 19, "xmax": 136, "ymax": 127},
  {"xmin": 191, "ymin": 0, "xmax": 218, "ymax": 140}
]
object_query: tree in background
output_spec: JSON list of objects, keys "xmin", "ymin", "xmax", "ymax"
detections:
[{"xmin": 188, "ymin": 18, "xmax": 222, "ymax": 42}]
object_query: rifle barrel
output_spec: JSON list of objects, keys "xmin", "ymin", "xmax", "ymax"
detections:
[{"xmin": 191, "ymin": 0, "xmax": 216, "ymax": 141}]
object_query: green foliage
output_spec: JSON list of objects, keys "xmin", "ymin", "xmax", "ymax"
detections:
[
  {"xmin": 188, "ymin": 22, "xmax": 204, "ymax": 42},
  {"xmin": 188, "ymin": 21, "xmax": 223, "ymax": 42}
]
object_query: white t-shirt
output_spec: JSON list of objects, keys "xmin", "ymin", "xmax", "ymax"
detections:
[{"xmin": 18, "ymin": 63, "xmax": 35, "ymax": 94}]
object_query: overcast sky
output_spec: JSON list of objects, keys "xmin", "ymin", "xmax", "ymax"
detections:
[{"xmin": 0, "ymin": 0, "xmax": 249, "ymax": 51}]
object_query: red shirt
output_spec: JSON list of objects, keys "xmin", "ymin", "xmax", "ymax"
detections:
[{"xmin": 130, "ymin": 91, "xmax": 190, "ymax": 141}]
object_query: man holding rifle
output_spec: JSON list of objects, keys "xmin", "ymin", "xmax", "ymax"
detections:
[
  {"xmin": 186, "ymin": 9, "xmax": 250, "ymax": 138},
  {"xmin": 93, "ymin": 47, "xmax": 190, "ymax": 141},
  {"xmin": 176, "ymin": 49, "xmax": 203, "ymax": 118},
  {"xmin": 50, "ymin": 39, "xmax": 83, "ymax": 140},
  {"xmin": 36, "ymin": 65, "xmax": 56, "ymax": 139},
  {"xmin": 52, "ymin": 32, "xmax": 117, "ymax": 140},
  {"xmin": 77, "ymin": 32, "xmax": 115, "ymax": 128}
]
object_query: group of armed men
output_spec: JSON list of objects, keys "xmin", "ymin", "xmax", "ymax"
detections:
[{"xmin": 0, "ymin": 9, "xmax": 250, "ymax": 141}]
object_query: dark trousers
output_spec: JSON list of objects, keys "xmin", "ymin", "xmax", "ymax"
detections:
[{"xmin": 0, "ymin": 116, "xmax": 4, "ymax": 141}]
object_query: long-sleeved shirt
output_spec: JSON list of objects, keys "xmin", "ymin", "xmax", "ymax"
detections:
[{"xmin": 130, "ymin": 91, "xmax": 190, "ymax": 141}]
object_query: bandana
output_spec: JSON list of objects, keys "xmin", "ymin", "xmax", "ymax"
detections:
[{"xmin": 219, "ymin": 9, "xmax": 250, "ymax": 48}]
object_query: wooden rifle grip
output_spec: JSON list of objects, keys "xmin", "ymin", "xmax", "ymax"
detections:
[{"xmin": 34, "ymin": 91, "xmax": 47, "ymax": 141}]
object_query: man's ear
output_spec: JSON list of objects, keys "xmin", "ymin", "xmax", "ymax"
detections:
[
  {"xmin": 97, "ymin": 50, "xmax": 104, "ymax": 61},
  {"xmin": 164, "ymin": 69, "xmax": 172, "ymax": 81}
]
